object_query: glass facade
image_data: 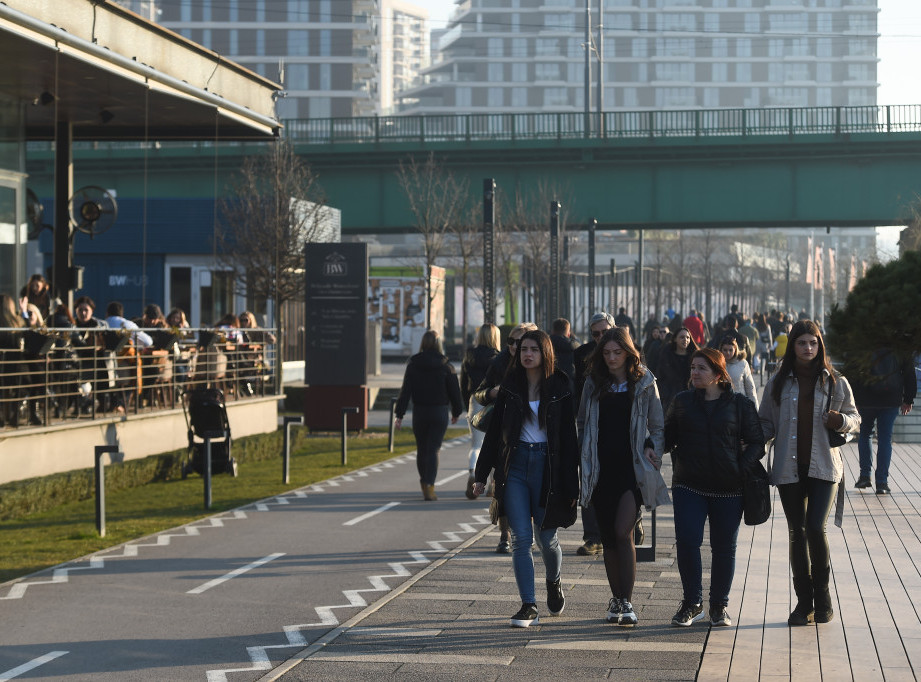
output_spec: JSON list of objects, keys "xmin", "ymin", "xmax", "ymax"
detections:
[{"xmin": 0, "ymin": 94, "xmax": 25, "ymax": 299}]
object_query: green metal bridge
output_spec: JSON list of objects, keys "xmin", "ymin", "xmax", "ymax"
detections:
[{"xmin": 28, "ymin": 105, "xmax": 921, "ymax": 232}]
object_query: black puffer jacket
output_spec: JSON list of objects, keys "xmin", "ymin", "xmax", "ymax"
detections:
[
  {"xmin": 664, "ymin": 388, "xmax": 765, "ymax": 494},
  {"xmin": 475, "ymin": 370, "xmax": 580, "ymax": 529},
  {"xmin": 655, "ymin": 347, "xmax": 692, "ymax": 411},
  {"xmin": 460, "ymin": 345, "xmax": 499, "ymax": 407},
  {"xmin": 395, "ymin": 350, "xmax": 464, "ymax": 419}
]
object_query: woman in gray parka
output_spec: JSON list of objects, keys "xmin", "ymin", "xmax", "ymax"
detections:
[{"xmin": 577, "ymin": 327, "xmax": 670, "ymax": 627}]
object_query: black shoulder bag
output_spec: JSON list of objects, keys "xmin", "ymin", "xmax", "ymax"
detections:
[
  {"xmin": 737, "ymin": 394, "xmax": 771, "ymax": 526},
  {"xmin": 825, "ymin": 379, "xmax": 851, "ymax": 448}
]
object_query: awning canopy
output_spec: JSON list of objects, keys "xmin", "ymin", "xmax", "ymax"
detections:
[{"xmin": 1, "ymin": 1, "xmax": 282, "ymax": 141}]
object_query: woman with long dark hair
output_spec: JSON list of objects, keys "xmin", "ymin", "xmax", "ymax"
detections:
[
  {"xmin": 473, "ymin": 330, "xmax": 579, "ymax": 627},
  {"xmin": 655, "ymin": 326, "xmax": 699, "ymax": 411},
  {"xmin": 759, "ymin": 320, "xmax": 859, "ymax": 626},
  {"xmin": 665, "ymin": 348, "xmax": 764, "ymax": 628},
  {"xmin": 395, "ymin": 330, "xmax": 464, "ymax": 501},
  {"xmin": 578, "ymin": 327, "xmax": 669, "ymax": 626}
]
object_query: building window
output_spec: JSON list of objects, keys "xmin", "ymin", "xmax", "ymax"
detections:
[
  {"xmin": 229, "ymin": 30, "xmax": 238, "ymax": 55},
  {"xmin": 712, "ymin": 39, "xmax": 728, "ymax": 58},
  {"xmin": 309, "ymin": 97, "xmax": 331, "ymax": 118},
  {"xmin": 320, "ymin": 64, "xmax": 331, "ymax": 90},
  {"xmin": 712, "ymin": 63, "xmax": 728, "ymax": 82},
  {"xmin": 320, "ymin": 30, "xmax": 331, "ymax": 56},
  {"xmin": 320, "ymin": 0, "xmax": 331, "ymax": 22},
  {"xmin": 736, "ymin": 39, "xmax": 751, "ymax": 58},
  {"xmin": 512, "ymin": 63, "xmax": 528, "ymax": 82},
  {"xmin": 488, "ymin": 38, "xmax": 503, "ymax": 57},
  {"xmin": 511, "ymin": 14, "xmax": 520, "ymax": 31},
  {"xmin": 488, "ymin": 63, "xmax": 504, "ymax": 82},
  {"xmin": 816, "ymin": 87, "xmax": 832, "ymax": 106},
  {"xmin": 623, "ymin": 88, "xmax": 638, "ymax": 107},
  {"xmin": 736, "ymin": 63, "xmax": 752, "ymax": 82},
  {"xmin": 704, "ymin": 13, "xmax": 719, "ymax": 33},
  {"xmin": 655, "ymin": 87, "xmax": 694, "ymax": 107},
  {"xmin": 536, "ymin": 39, "xmax": 560, "ymax": 56},
  {"xmin": 181, "ymin": 0, "xmax": 191, "ymax": 22},
  {"xmin": 660, "ymin": 13, "xmax": 695, "ymax": 31},
  {"xmin": 287, "ymin": 64, "xmax": 309, "ymax": 90},
  {"xmin": 256, "ymin": 30, "xmax": 266, "ymax": 56},
  {"xmin": 703, "ymin": 87, "xmax": 719, "ymax": 108},
  {"xmin": 488, "ymin": 88, "xmax": 504, "ymax": 107},
  {"xmin": 816, "ymin": 13, "xmax": 832, "ymax": 32},
  {"xmin": 456, "ymin": 87, "xmax": 472, "ymax": 107},
  {"xmin": 288, "ymin": 0, "xmax": 309, "ymax": 21},
  {"xmin": 817, "ymin": 37, "xmax": 832, "ymax": 57},
  {"xmin": 656, "ymin": 62, "xmax": 693, "ymax": 82},
  {"xmin": 632, "ymin": 39, "xmax": 647, "ymax": 58},
  {"xmin": 744, "ymin": 13, "xmax": 759, "ymax": 32},
  {"xmin": 543, "ymin": 88, "xmax": 568, "ymax": 106},
  {"xmin": 816, "ymin": 63, "xmax": 832, "ymax": 82},
  {"xmin": 536, "ymin": 63, "xmax": 561, "ymax": 80},
  {"xmin": 608, "ymin": 14, "xmax": 632, "ymax": 30},
  {"xmin": 512, "ymin": 38, "xmax": 528, "ymax": 58},
  {"xmin": 848, "ymin": 88, "xmax": 872, "ymax": 105},
  {"xmin": 511, "ymin": 87, "xmax": 527, "ymax": 107},
  {"xmin": 289, "ymin": 30, "xmax": 309, "ymax": 56},
  {"xmin": 848, "ymin": 64, "xmax": 870, "ymax": 81}
]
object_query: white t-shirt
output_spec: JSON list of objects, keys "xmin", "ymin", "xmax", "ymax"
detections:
[{"xmin": 520, "ymin": 399, "xmax": 548, "ymax": 443}]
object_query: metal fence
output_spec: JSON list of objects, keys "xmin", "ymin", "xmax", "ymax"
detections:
[
  {"xmin": 281, "ymin": 104, "xmax": 921, "ymax": 145},
  {"xmin": 0, "ymin": 327, "xmax": 277, "ymax": 430}
]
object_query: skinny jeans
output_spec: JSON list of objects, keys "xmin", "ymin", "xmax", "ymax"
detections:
[
  {"xmin": 504, "ymin": 441, "xmax": 562, "ymax": 605},
  {"xmin": 857, "ymin": 406, "xmax": 899, "ymax": 485},
  {"xmin": 777, "ymin": 477, "xmax": 837, "ymax": 579},
  {"xmin": 411, "ymin": 403, "xmax": 448, "ymax": 485}
]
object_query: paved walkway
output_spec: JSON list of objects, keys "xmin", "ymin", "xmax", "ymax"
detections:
[{"xmin": 254, "ymin": 438, "xmax": 920, "ymax": 681}]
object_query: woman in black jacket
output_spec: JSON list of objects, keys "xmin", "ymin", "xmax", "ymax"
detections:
[
  {"xmin": 664, "ymin": 347, "xmax": 764, "ymax": 629},
  {"xmin": 654, "ymin": 327, "xmax": 698, "ymax": 412},
  {"xmin": 472, "ymin": 330, "xmax": 580, "ymax": 628},
  {"xmin": 460, "ymin": 323, "xmax": 501, "ymax": 498},
  {"xmin": 394, "ymin": 330, "xmax": 464, "ymax": 501}
]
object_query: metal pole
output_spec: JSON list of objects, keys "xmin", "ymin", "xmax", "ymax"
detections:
[
  {"xmin": 388, "ymin": 397, "xmax": 397, "ymax": 452},
  {"xmin": 282, "ymin": 415, "xmax": 304, "ymax": 484},
  {"xmin": 204, "ymin": 437, "xmax": 212, "ymax": 510},
  {"xmin": 483, "ymin": 179, "xmax": 496, "ymax": 324},
  {"xmin": 584, "ymin": 0, "xmax": 591, "ymax": 137},
  {"xmin": 588, "ymin": 219, "xmax": 597, "ymax": 313},
  {"xmin": 637, "ymin": 228, "xmax": 644, "ymax": 336},
  {"xmin": 549, "ymin": 201, "xmax": 561, "ymax": 324},
  {"xmin": 341, "ymin": 406, "xmax": 360, "ymax": 465},
  {"xmin": 94, "ymin": 445, "xmax": 119, "ymax": 537},
  {"xmin": 597, "ymin": 0, "xmax": 603, "ymax": 133}
]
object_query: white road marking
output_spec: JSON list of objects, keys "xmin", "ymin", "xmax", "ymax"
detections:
[
  {"xmin": 343, "ymin": 501, "xmax": 400, "ymax": 526},
  {"xmin": 187, "ymin": 553, "xmax": 285, "ymax": 595},
  {"xmin": 434, "ymin": 470, "xmax": 467, "ymax": 486},
  {"xmin": 0, "ymin": 651, "xmax": 68, "ymax": 681}
]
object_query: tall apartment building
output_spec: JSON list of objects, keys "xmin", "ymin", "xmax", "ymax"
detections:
[
  {"xmin": 399, "ymin": 0, "xmax": 879, "ymax": 114},
  {"xmin": 116, "ymin": 0, "xmax": 429, "ymax": 117}
]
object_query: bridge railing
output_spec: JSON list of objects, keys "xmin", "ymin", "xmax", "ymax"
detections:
[{"xmin": 282, "ymin": 104, "xmax": 921, "ymax": 145}]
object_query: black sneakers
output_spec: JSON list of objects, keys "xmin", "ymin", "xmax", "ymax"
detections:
[
  {"xmin": 710, "ymin": 604, "xmax": 732, "ymax": 627},
  {"xmin": 546, "ymin": 579, "xmax": 565, "ymax": 615},
  {"xmin": 854, "ymin": 476, "xmax": 872, "ymax": 489},
  {"xmin": 577, "ymin": 541, "xmax": 602, "ymax": 556},
  {"xmin": 618, "ymin": 600, "xmax": 638, "ymax": 626},
  {"xmin": 496, "ymin": 539, "xmax": 511, "ymax": 554},
  {"xmin": 671, "ymin": 601, "xmax": 705, "ymax": 627},
  {"xmin": 511, "ymin": 603, "xmax": 539, "ymax": 627},
  {"xmin": 876, "ymin": 482, "xmax": 891, "ymax": 495},
  {"xmin": 606, "ymin": 597, "xmax": 621, "ymax": 623}
]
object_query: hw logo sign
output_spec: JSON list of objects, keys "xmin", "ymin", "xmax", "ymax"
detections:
[{"xmin": 323, "ymin": 252, "xmax": 348, "ymax": 276}]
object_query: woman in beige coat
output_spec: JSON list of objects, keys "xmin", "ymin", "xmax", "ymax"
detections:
[
  {"xmin": 759, "ymin": 320, "xmax": 860, "ymax": 627},
  {"xmin": 577, "ymin": 327, "xmax": 669, "ymax": 627}
]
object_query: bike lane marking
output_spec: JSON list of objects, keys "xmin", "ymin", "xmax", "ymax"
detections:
[
  {"xmin": 0, "ymin": 651, "xmax": 68, "ymax": 681},
  {"xmin": 342, "ymin": 501, "xmax": 401, "ymax": 526},
  {"xmin": 186, "ymin": 553, "xmax": 286, "ymax": 595}
]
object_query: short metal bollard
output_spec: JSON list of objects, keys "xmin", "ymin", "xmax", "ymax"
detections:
[
  {"xmin": 282, "ymin": 415, "xmax": 304, "ymax": 484},
  {"xmin": 341, "ymin": 406, "xmax": 360, "ymax": 465},
  {"xmin": 203, "ymin": 437, "xmax": 212, "ymax": 510},
  {"xmin": 388, "ymin": 397, "xmax": 397, "ymax": 453},
  {"xmin": 94, "ymin": 445, "xmax": 120, "ymax": 537}
]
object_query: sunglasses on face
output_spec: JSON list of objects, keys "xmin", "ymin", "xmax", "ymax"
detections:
[{"xmin": 507, "ymin": 338, "xmax": 519, "ymax": 346}]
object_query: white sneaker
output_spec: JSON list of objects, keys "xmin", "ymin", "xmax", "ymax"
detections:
[{"xmin": 618, "ymin": 600, "xmax": 638, "ymax": 626}]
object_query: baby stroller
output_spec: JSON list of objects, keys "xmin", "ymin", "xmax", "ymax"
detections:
[{"xmin": 180, "ymin": 387, "xmax": 237, "ymax": 478}]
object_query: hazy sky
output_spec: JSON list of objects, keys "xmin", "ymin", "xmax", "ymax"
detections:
[{"xmin": 413, "ymin": 0, "xmax": 921, "ymax": 106}]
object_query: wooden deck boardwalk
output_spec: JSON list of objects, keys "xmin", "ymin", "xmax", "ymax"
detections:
[{"xmin": 699, "ymin": 441, "xmax": 921, "ymax": 681}]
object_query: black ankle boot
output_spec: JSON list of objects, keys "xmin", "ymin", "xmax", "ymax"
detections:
[
  {"xmin": 813, "ymin": 567, "xmax": 834, "ymax": 623},
  {"xmin": 788, "ymin": 575, "xmax": 815, "ymax": 626}
]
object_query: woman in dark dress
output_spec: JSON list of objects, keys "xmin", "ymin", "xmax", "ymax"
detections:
[{"xmin": 577, "ymin": 327, "xmax": 669, "ymax": 627}]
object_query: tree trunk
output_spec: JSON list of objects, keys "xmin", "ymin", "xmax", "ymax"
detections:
[{"xmin": 274, "ymin": 297, "xmax": 284, "ymax": 396}]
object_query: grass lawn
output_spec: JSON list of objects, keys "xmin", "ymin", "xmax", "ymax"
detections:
[{"xmin": 0, "ymin": 427, "xmax": 467, "ymax": 585}]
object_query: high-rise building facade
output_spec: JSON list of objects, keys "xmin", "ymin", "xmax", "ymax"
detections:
[
  {"xmin": 119, "ymin": 0, "xmax": 429, "ymax": 117},
  {"xmin": 400, "ymin": 0, "xmax": 879, "ymax": 114}
]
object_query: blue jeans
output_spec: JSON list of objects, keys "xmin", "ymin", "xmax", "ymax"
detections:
[
  {"xmin": 504, "ymin": 441, "xmax": 562, "ymax": 605},
  {"xmin": 858, "ymin": 406, "xmax": 899, "ymax": 485},
  {"xmin": 672, "ymin": 486, "xmax": 743, "ymax": 608}
]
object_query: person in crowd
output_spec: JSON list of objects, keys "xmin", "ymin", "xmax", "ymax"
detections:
[
  {"xmin": 665, "ymin": 348, "xmax": 764, "ymax": 628},
  {"xmin": 759, "ymin": 320, "xmax": 860, "ymax": 626},
  {"xmin": 238, "ymin": 311, "xmax": 277, "ymax": 344},
  {"xmin": 773, "ymin": 320, "xmax": 793, "ymax": 361},
  {"xmin": 106, "ymin": 301, "xmax": 153, "ymax": 349},
  {"xmin": 614, "ymin": 307, "xmax": 636, "ymax": 341},
  {"xmin": 474, "ymin": 322, "xmax": 538, "ymax": 552},
  {"xmin": 72, "ymin": 296, "xmax": 109, "ymax": 414},
  {"xmin": 720, "ymin": 335, "xmax": 758, "ymax": 408},
  {"xmin": 0, "ymin": 293, "xmax": 25, "ymax": 427},
  {"xmin": 683, "ymin": 309, "xmax": 706, "ymax": 346},
  {"xmin": 655, "ymin": 327, "xmax": 698, "ymax": 412},
  {"xmin": 25, "ymin": 274, "xmax": 51, "ymax": 321},
  {"xmin": 578, "ymin": 327, "xmax": 669, "ymax": 626},
  {"xmin": 642, "ymin": 313, "xmax": 659, "ymax": 346},
  {"xmin": 549, "ymin": 317, "xmax": 578, "ymax": 380},
  {"xmin": 139, "ymin": 303, "xmax": 167, "ymax": 329},
  {"xmin": 460, "ymin": 323, "xmax": 501, "ymax": 499},
  {"xmin": 572, "ymin": 312, "xmax": 615, "ymax": 557},
  {"xmin": 166, "ymin": 307, "xmax": 190, "ymax": 330},
  {"xmin": 641, "ymin": 325, "xmax": 664, "ymax": 373},
  {"xmin": 754, "ymin": 312, "xmax": 774, "ymax": 380},
  {"xmin": 472, "ymin": 329, "xmax": 579, "ymax": 627},
  {"xmin": 851, "ymin": 347, "xmax": 916, "ymax": 495},
  {"xmin": 18, "ymin": 287, "xmax": 43, "ymax": 327},
  {"xmin": 738, "ymin": 315, "xmax": 759, "ymax": 367},
  {"xmin": 394, "ymin": 330, "xmax": 464, "ymax": 501},
  {"xmin": 215, "ymin": 313, "xmax": 244, "ymax": 343}
]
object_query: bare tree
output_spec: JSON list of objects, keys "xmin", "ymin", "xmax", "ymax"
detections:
[
  {"xmin": 450, "ymin": 201, "xmax": 483, "ymax": 344},
  {"xmin": 216, "ymin": 140, "xmax": 328, "ymax": 391},
  {"xmin": 396, "ymin": 153, "xmax": 469, "ymax": 330}
]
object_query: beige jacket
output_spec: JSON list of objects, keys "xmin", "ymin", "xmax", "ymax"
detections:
[{"xmin": 577, "ymin": 370, "xmax": 670, "ymax": 510}]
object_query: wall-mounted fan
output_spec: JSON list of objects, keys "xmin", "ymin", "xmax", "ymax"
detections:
[
  {"xmin": 69, "ymin": 185, "xmax": 117, "ymax": 239},
  {"xmin": 25, "ymin": 188, "xmax": 52, "ymax": 240}
]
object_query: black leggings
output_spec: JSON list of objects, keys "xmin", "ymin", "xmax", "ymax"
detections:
[
  {"xmin": 592, "ymin": 489, "xmax": 640, "ymax": 601},
  {"xmin": 777, "ymin": 477, "xmax": 837, "ymax": 578},
  {"xmin": 411, "ymin": 403, "xmax": 449, "ymax": 485}
]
